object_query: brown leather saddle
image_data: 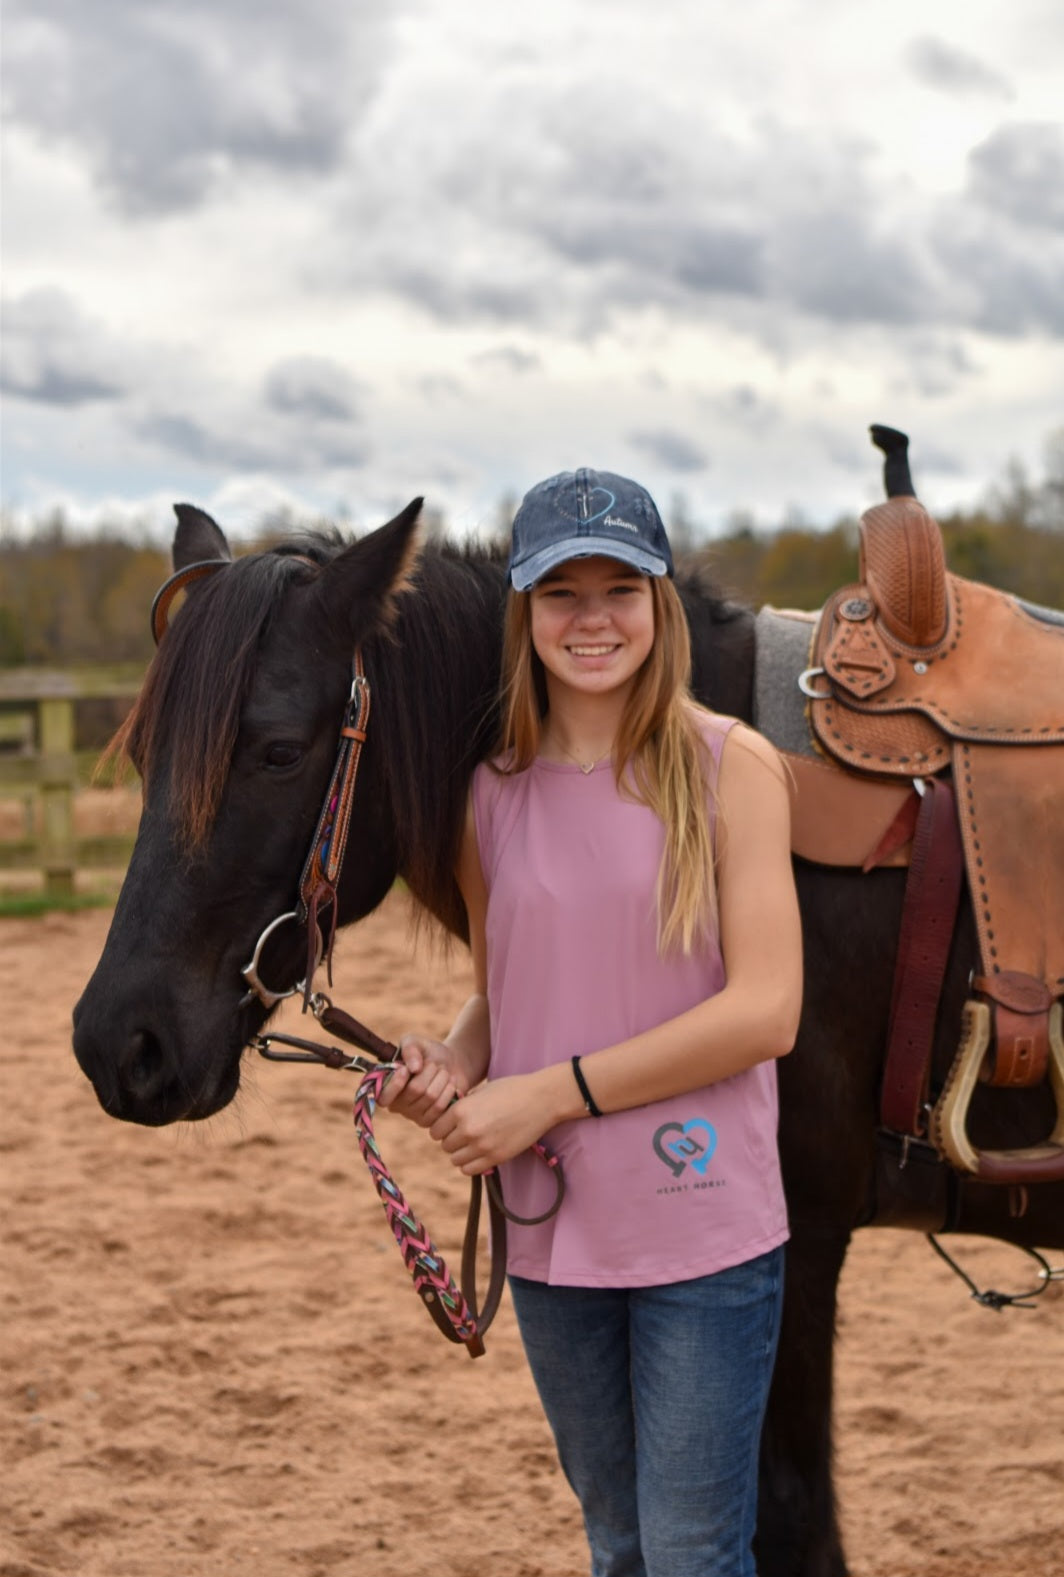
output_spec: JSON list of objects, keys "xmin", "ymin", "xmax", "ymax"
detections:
[{"xmin": 791, "ymin": 495, "xmax": 1064, "ymax": 1185}]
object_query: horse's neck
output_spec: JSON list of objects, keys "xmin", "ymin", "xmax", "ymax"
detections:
[
  {"xmin": 372, "ymin": 548, "xmax": 506, "ymax": 936},
  {"xmin": 684, "ymin": 585, "xmax": 757, "ymax": 722},
  {"xmin": 394, "ymin": 548, "xmax": 505, "ymax": 740}
]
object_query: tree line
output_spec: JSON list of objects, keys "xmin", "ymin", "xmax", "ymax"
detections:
[{"xmin": 2, "ymin": 440, "xmax": 1062, "ymax": 672}]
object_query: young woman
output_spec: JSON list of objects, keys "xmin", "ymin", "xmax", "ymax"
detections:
[{"xmin": 381, "ymin": 468, "xmax": 802, "ymax": 1577}]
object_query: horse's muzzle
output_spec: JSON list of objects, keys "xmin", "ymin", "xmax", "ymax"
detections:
[{"xmin": 72, "ymin": 990, "xmax": 242, "ymax": 1126}]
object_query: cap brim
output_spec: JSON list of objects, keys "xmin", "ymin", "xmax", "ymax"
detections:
[{"xmin": 509, "ymin": 535, "xmax": 670, "ymax": 591}]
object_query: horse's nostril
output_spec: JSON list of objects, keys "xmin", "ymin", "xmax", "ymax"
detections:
[{"xmin": 121, "ymin": 1030, "xmax": 168, "ymax": 1102}]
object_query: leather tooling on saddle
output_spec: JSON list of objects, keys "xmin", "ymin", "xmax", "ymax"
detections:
[{"xmin": 782, "ymin": 491, "xmax": 1064, "ymax": 1187}]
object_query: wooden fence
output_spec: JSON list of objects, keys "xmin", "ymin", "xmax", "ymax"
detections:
[{"xmin": 0, "ymin": 665, "xmax": 144, "ymax": 896}]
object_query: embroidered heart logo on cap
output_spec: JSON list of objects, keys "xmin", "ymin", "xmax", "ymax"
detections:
[{"xmin": 583, "ymin": 487, "xmax": 616, "ymax": 523}]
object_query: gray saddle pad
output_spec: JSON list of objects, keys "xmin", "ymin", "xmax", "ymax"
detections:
[{"xmin": 752, "ymin": 607, "xmax": 818, "ymax": 757}]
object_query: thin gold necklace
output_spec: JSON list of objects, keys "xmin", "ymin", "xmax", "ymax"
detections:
[{"xmin": 548, "ymin": 736, "xmax": 613, "ymax": 775}]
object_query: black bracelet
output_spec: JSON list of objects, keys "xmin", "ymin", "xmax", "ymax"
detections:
[{"xmin": 571, "ymin": 1055, "xmax": 603, "ymax": 1118}]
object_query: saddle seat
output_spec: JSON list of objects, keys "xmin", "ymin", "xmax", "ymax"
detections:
[{"xmin": 801, "ymin": 497, "xmax": 1064, "ymax": 1186}]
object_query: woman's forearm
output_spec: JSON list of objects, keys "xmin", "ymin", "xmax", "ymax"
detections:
[
  {"xmin": 431, "ymin": 979, "xmax": 799, "ymax": 1173},
  {"xmin": 443, "ymin": 992, "xmax": 493, "ymax": 1089},
  {"xmin": 542, "ymin": 976, "xmax": 800, "ymax": 1126}
]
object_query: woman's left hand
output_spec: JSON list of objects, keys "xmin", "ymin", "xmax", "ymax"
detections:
[{"xmin": 429, "ymin": 1076, "xmax": 547, "ymax": 1174}]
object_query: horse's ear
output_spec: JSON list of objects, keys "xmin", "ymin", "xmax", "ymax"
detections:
[
  {"xmin": 172, "ymin": 504, "xmax": 233, "ymax": 570},
  {"xmin": 314, "ymin": 497, "xmax": 424, "ymax": 644}
]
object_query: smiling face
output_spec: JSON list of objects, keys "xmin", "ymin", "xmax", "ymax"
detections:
[{"xmin": 529, "ymin": 555, "xmax": 656, "ymax": 704}]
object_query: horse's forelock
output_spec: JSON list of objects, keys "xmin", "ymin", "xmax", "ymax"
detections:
[{"xmin": 122, "ymin": 544, "xmax": 329, "ymax": 848}]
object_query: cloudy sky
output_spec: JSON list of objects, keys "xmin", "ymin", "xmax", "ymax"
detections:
[{"xmin": 3, "ymin": 0, "xmax": 1063, "ymax": 543}]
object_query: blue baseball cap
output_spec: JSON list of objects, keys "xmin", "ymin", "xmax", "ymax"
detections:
[{"xmin": 507, "ymin": 468, "xmax": 674, "ymax": 591}]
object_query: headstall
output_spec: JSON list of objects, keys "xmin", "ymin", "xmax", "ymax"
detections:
[{"xmin": 150, "ymin": 553, "xmax": 565, "ymax": 1357}]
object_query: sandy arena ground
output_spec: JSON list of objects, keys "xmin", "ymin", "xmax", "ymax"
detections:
[{"xmin": 2, "ymin": 793, "xmax": 1062, "ymax": 1576}]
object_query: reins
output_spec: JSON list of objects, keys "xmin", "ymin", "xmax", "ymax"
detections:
[
  {"xmin": 150, "ymin": 554, "xmax": 565, "ymax": 1358},
  {"xmin": 252, "ymin": 995, "xmax": 564, "ymax": 1357}
]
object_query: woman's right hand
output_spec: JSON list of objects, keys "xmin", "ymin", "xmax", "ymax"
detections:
[{"xmin": 378, "ymin": 1035, "xmax": 467, "ymax": 1127}]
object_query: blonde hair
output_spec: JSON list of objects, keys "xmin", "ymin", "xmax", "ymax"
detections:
[{"xmin": 497, "ymin": 575, "xmax": 719, "ymax": 953}]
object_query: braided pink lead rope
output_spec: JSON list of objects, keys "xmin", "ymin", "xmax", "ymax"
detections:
[
  {"xmin": 351, "ymin": 1064, "xmax": 565, "ymax": 1356},
  {"xmin": 353, "ymin": 1065, "xmax": 482, "ymax": 1346}
]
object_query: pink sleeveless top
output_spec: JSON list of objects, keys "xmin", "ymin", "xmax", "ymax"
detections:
[{"xmin": 472, "ymin": 711, "xmax": 789, "ymax": 1287}]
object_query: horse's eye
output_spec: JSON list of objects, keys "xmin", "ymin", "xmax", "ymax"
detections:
[{"xmin": 264, "ymin": 743, "xmax": 304, "ymax": 771}]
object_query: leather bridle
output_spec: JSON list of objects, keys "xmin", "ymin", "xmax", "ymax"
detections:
[
  {"xmin": 149, "ymin": 554, "xmax": 565, "ymax": 1357},
  {"xmin": 242, "ymin": 650, "xmax": 372, "ymax": 1012},
  {"xmin": 151, "ymin": 553, "xmax": 368, "ymax": 1011}
]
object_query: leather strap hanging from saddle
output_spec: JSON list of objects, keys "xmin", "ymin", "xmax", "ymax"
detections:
[
  {"xmin": 879, "ymin": 778, "xmax": 965, "ymax": 1137},
  {"xmin": 805, "ymin": 497, "xmax": 1064, "ymax": 1183}
]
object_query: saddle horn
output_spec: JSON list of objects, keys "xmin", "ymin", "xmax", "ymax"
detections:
[
  {"xmin": 870, "ymin": 424, "xmax": 916, "ymax": 499},
  {"xmin": 862, "ymin": 426, "xmax": 948, "ymax": 647}
]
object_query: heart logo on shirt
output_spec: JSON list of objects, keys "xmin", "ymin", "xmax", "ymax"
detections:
[{"xmin": 652, "ymin": 1119, "xmax": 717, "ymax": 1179}]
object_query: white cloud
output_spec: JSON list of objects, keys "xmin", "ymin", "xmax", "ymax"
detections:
[
  {"xmin": 3, "ymin": 0, "xmax": 1063, "ymax": 539},
  {"xmin": 1, "ymin": 288, "xmax": 131, "ymax": 403},
  {"xmin": 4, "ymin": 0, "xmax": 397, "ymax": 214},
  {"xmin": 903, "ymin": 36, "xmax": 1014, "ymax": 99},
  {"xmin": 627, "ymin": 429, "xmax": 710, "ymax": 473},
  {"xmin": 968, "ymin": 122, "xmax": 1064, "ymax": 231}
]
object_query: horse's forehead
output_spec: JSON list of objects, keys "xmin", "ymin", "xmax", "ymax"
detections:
[{"xmin": 250, "ymin": 597, "xmax": 349, "ymax": 704}]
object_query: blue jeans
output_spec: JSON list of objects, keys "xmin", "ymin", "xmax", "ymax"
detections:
[{"xmin": 508, "ymin": 1247, "xmax": 784, "ymax": 1577}]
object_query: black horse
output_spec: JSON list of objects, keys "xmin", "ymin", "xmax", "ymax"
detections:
[{"xmin": 73, "ymin": 479, "xmax": 1063, "ymax": 1577}]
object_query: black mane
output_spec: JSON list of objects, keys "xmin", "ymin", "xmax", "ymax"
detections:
[
  {"xmin": 117, "ymin": 535, "xmax": 335, "ymax": 846},
  {"xmin": 368, "ymin": 539, "xmax": 508, "ymax": 937}
]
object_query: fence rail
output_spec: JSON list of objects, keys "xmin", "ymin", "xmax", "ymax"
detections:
[{"xmin": 0, "ymin": 665, "xmax": 144, "ymax": 895}]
